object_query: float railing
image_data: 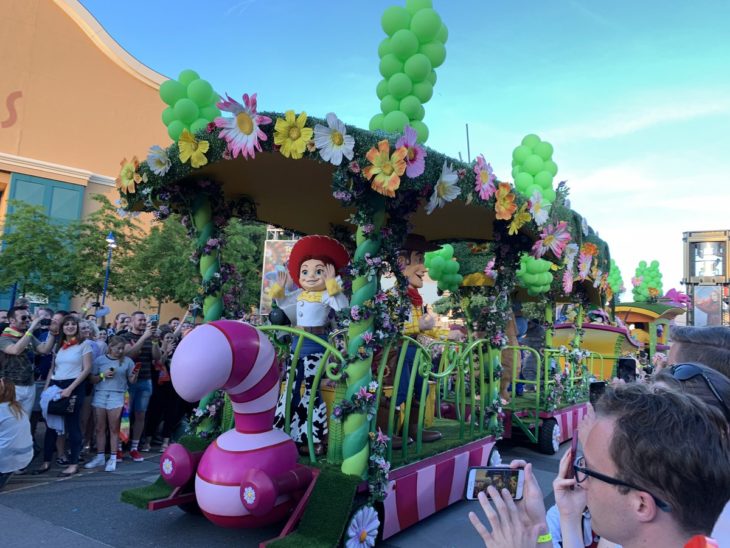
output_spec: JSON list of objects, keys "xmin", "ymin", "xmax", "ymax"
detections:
[
  {"xmin": 457, "ymin": 339, "xmax": 502, "ymax": 439},
  {"xmin": 500, "ymin": 345, "xmax": 543, "ymax": 443},
  {"xmin": 426, "ymin": 340, "xmax": 466, "ymax": 419}
]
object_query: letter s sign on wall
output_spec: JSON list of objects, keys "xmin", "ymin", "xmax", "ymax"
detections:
[{"xmin": 1, "ymin": 91, "xmax": 23, "ymax": 128}]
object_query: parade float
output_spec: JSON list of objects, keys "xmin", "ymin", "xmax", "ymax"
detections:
[{"xmin": 117, "ymin": 1, "xmax": 614, "ymax": 545}]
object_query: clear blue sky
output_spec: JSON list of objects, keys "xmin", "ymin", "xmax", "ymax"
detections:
[{"xmin": 80, "ymin": 0, "xmax": 730, "ymax": 297}]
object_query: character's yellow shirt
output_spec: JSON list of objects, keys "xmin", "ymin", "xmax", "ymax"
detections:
[{"xmin": 403, "ymin": 304, "xmax": 448, "ymax": 339}]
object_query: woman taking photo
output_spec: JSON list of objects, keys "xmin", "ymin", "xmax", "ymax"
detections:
[{"xmin": 35, "ymin": 315, "xmax": 92, "ymax": 477}]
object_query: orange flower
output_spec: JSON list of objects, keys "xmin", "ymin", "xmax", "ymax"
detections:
[
  {"xmin": 581, "ymin": 242, "xmax": 598, "ymax": 256},
  {"xmin": 363, "ymin": 139, "xmax": 407, "ymax": 198},
  {"xmin": 116, "ymin": 156, "xmax": 143, "ymax": 194},
  {"xmin": 494, "ymin": 182, "xmax": 517, "ymax": 220}
]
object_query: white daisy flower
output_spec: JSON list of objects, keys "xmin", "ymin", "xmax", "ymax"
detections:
[
  {"xmin": 314, "ymin": 112, "xmax": 355, "ymax": 166},
  {"xmin": 425, "ymin": 161, "xmax": 460, "ymax": 214},
  {"xmin": 162, "ymin": 458, "xmax": 173, "ymax": 475},
  {"xmin": 243, "ymin": 486, "xmax": 256, "ymax": 504},
  {"xmin": 529, "ymin": 191, "xmax": 550, "ymax": 226},
  {"xmin": 147, "ymin": 145, "xmax": 171, "ymax": 176}
]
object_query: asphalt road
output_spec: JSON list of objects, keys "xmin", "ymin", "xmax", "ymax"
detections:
[{"xmin": 0, "ymin": 433, "xmax": 567, "ymax": 548}]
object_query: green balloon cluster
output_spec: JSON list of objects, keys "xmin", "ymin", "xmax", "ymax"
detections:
[
  {"xmin": 369, "ymin": 0, "xmax": 448, "ymax": 143},
  {"xmin": 516, "ymin": 254, "xmax": 553, "ymax": 296},
  {"xmin": 159, "ymin": 69, "xmax": 221, "ymax": 141},
  {"xmin": 607, "ymin": 259, "xmax": 625, "ymax": 297},
  {"xmin": 632, "ymin": 260, "xmax": 663, "ymax": 302},
  {"xmin": 425, "ymin": 244, "xmax": 463, "ymax": 292},
  {"xmin": 511, "ymin": 134, "xmax": 558, "ymax": 205}
]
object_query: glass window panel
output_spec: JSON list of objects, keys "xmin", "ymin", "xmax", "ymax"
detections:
[
  {"xmin": 13, "ymin": 179, "xmax": 45, "ymax": 206},
  {"xmin": 691, "ymin": 242, "xmax": 725, "ymax": 277},
  {"xmin": 49, "ymin": 186, "xmax": 80, "ymax": 221},
  {"xmin": 694, "ymin": 285, "xmax": 723, "ymax": 326}
]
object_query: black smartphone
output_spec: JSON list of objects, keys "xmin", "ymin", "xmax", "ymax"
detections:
[
  {"xmin": 465, "ymin": 467, "xmax": 524, "ymax": 501},
  {"xmin": 617, "ymin": 358, "xmax": 637, "ymax": 383},
  {"xmin": 589, "ymin": 381, "xmax": 606, "ymax": 405},
  {"xmin": 40, "ymin": 318, "xmax": 52, "ymax": 327},
  {"xmin": 566, "ymin": 435, "xmax": 580, "ymax": 480}
]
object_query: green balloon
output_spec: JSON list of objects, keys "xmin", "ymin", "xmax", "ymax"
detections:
[
  {"xmin": 410, "ymin": 8, "xmax": 441, "ymax": 42},
  {"xmin": 526, "ymin": 184, "xmax": 543, "ymax": 197},
  {"xmin": 446, "ymin": 261, "xmax": 459, "ymax": 274},
  {"xmin": 542, "ymin": 187, "xmax": 557, "ymax": 204},
  {"xmin": 419, "ymin": 41, "xmax": 446, "ymax": 68},
  {"xmin": 379, "ymin": 54, "xmax": 404, "ymax": 78},
  {"xmin": 512, "ymin": 145, "xmax": 532, "ymax": 164},
  {"xmin": 187, "ymin": 79, "xmax": 213, "ymax": 107},
  {"xmin": 639, "ymin": 260, "xmax": 647, "ymax": 269},
  {"xmin": 174, "ymin": 98, "xmax": 199, "ymax": 124},
  {"xmin": 512, "ymin": 166, "xmax": 521, "ymax": 179},
  {"xmin": 190, "ymin": 118, "xmax": 209, "ymax": 134},
  {"xmin": 543, "ymin": 160, "xmax": 558, "ymax": 176},
  {"xmin": 412, "ymin": 80, "xmax": 433, "ymax": 103},
  {"xmin": 178, "ymin": 69, "xmax": 200, "ymax": 86},
  {"xmin": 515, "ymin": 172, "xmax": 534, "ymax": 192},
  {"xmin": 521, "ymin": 134, "xmax": 541, "ymax": 149},
  {"xmin": 523, "ymin": 154, "xmax": 544, "ymax": 176},
  {"xmin": 412, "ymin": 102, "xmax": 426, "ymax": 121},
  {"xmin": 376, "ymin": 79, "xmax": 390, "ymax": 100},
  {"xmin": 382, "ymin": 6, "xmax": 411, "ymax": 36},
  {"xmin": 388, "ymin": 73, "xmax": 413, "ymax": 100},
  {"xmin": 436, "ymin": 24, "xmax": 448, "ymax": 44},
  {"xmin": 167, "ymin": 120, "xmax": 186, "ymax": 141},
  {"xmin": 650, "ymin": 260, "xmax": 659, "ymax": 268},
  {"xmin": 200, "ymin": 105, "xmax": 221, "ymax": 120},
  {"xmin": 369, "ymin": 113, "xmax": 385, "ymax": 131},
  {"xmin": 161, "ymin": 106, "xmax": 176, "ymax": 126},
  {"xmin": 533, "ymin": 141, "xmax": 554, "ymax": 161},
  {"xmin": 378, "ymin": 37, "xmax": 392, "ymax": 58},
  {"xmin": 410, "ymin": 120, "xmax": 429, "ymax": 143},
  {"xmin": 404, "ymin": 53, "xmax": 432, "ymax": 82},
  {"xmin": 426, "ymin": 69, "xmax": 437, "ymax": 85},
  {"xmin": 406, "ymin": 0, "xmax": 433, "ymax": 15},
  {"xmin": 159, "ymin": 80, "xmax": 186, "ymax": 106},
  {"xmin": 380, "ymin": 95, "xmax": 400, "ymax": 114},
  {"xmin": 534, "ymin": 171, "xmax": 553, "ymax": 189},
  {"xmin": 207, "ymin": 90, "xmax": 220, "ymax": 107},
  {"xmin": 383, "ymin": 110, "xmax": 409, "ymax": 133},
  {"xmin": 391, "ymin": 29, "xmax": 420, "ymax": 60},
  {"xmin": 399, "ymin": 95, "xmax": 423, "ymax": 119}
]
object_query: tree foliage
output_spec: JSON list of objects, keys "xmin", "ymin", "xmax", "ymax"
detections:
[{"xmin": 221, "ymin": 220, "xmax": 266, "ymax": 313}]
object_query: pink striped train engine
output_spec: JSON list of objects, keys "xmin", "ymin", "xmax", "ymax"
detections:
[{"xmin": 159, "ymin": 321, "xmax": 310, "ymax": 528}]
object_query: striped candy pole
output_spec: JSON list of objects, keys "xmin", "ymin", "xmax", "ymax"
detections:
[
  {"xmin": 341, "ymin": 206, "xmax": 384, "ymax": 477},
  {"xmin": 192, "ymin": 194, "xmax": 224, "ymax": 322}
]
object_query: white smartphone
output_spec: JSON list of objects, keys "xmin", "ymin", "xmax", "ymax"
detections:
[{"xmin": 465, "ymin": 467, "xmax": 525, "ymax": 501}]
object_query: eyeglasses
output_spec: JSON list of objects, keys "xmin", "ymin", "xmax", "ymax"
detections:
[
  {"xmin": 573, "ymin": 454, "xmax": 672, "ymax": 512},
  {"xmin": 18, "ymin": 316, "xmax": 30, "ymax": 321},
  {"xmin": 670, "ymin": 363, "xmax": 730, "ymax": 420}
]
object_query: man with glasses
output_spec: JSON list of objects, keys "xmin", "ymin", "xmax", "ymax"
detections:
[
  {"xmin": 554, "ymin": 383, "xmax": 730, "ymax": 547},
  {"xmin": 668, "ymin": 325, "xmax": 730, "ymax": 378},
  {"xmin": 0, "ymin": 307, "xmax": 58, "ymax": 416}
]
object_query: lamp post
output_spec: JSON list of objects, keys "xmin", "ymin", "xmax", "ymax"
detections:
[{"xmin": 101, "ymin": 232, "xmax": 117, "ymax": 306}]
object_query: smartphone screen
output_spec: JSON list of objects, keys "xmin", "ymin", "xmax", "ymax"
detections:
[
  {"xmin": 465, "ymin": 467, "xmax": 524, "ymax": 501},
  {"xmin": 617, "ymin": 358, "xmax": 637, "ymax": 383}
]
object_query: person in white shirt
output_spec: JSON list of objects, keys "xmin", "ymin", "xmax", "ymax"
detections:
[{"xmin": 0, "ymin": 379, "xmax": 33, "ymax": 490}]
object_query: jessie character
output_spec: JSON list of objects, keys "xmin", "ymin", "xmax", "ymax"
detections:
[
  {"xmin": 269, "ymin": 235, "xmax": 349, "ymax": 456},
  {"xmin": 396, "ymin": 234, "xmax": 444, "ymax": 443}
]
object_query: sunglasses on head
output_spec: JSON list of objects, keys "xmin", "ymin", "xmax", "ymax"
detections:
[{"xmin": 670, "ymin": 363, "xmax": 730, "ymax": 420}]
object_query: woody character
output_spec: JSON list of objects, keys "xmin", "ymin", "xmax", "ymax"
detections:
[
  {"xmin": 269, "ymin": 235, "xmax": 349, "ymax": 456},
  {"xmin": 395, "ymin": 234, "xmax": 445, "ymax": 443}
]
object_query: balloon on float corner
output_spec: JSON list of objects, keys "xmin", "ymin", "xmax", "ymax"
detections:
[
  {"xmin": 378, "ymin": 37, "xmax": 392, "ymax": 58},
  {"xmin": 436, "ymin": 24, "xmax": 448, "ymax": 44},
  {"xmin": 410, "ymin": 8, "xmax": 442, "ymax": 42},
  {"xmin": 512, "ymin": 145, "xmax": 532, "ymax": 164},
  {"xmin": 380, "ymin": 94, "xmax": 400, "ymax": 114},
  {"xmin": 515, "ymin": 172, "xmax": 534, "ymax": 192},
  {"xmin": 161, "ymin": 106, "xmax": 176, "ymax": 126},
  {"xmin": 159, "ymin": 79, "xmax": 186, "ymax": 106},
  {"xmin": 533, "ymin": 141, "xmax": 554, "ymax": 161},
  {"xmin": 406, "ymin": 0, "xmax": 433, "ymax": 15},
  {"xmin": 383, "ymin": 110, "xmax": 410, "ymax": 133},
  {"xmin": 426, "ymin": 69, "xmax": 437, "ymax": 85},
  {"xmin": 167, "ymin": 120, "xmax": 186, "ymax": 141},
  {"xmin": 543, "ymin": 160, "xmax": 558, "ymax": 176},
  {"xmin": 418, "ymin": 41, "xmax": 446, "ymax": 68},
  {"xmin": 522, "ymin": 155, "xmax": 544, "ymax": 176},
  {"xmin": 412, "ymin": 80, "xmax": 433, "ymax": 103},
  {"xmin": 410, "ymin": 120, "xmax": 429, "ymax": 143},
  {"xmin": 190, "ymin": 118, "xmax": 209, "ymax": 134},
  {"xmin": 187, "ymin": 79, "xmax": 214, "ymax": 107},
  {"xmin": 533, "ymin": 171, "xmax": 553, "ymax": 188},
  {"xmin": 542, "ymin": 187, "xmax": 557, "ymax": 204},
  {"xmin": 178, "ymin": 69, "xmax": 200, "ymax": 86},
  {"xmin": 369, "ymin": 113, "xmax": 385, "ymax": 131},
  {"xmin": 174, "ymin": 98, "xmax": 200, "ymax": 124},
  {"xmin": 200, "ymin": 105, "xmax": 221, "ymax": 120},
  {"xmin": 521, "ymin": 134, "xmax": 541, "ymax": 149},
  {"xmin": 391, "ymin": 29, "xmax": 420, "ymax": 60},
  {"xmin": 382, "ymin": 6, "xmax": 411, "ymax": 36},
  {"xmin": 388, "ymin": 72, "xmax": 413, "ymax": 100},
  {"xmin": 404, "ymin": 53, "xmax": 432, "ymax": 82},
  {"xmin": 376, "ymin": 79, "xmax": 390, "ymax": 100},
  {"xmin": 399, "ymin": 95, "xmax": 422, "ymax": 119},
  {"xmin": 412, "ymin": 102, "xmax": 426, "ymax": 121},
  {"xmin": 379, "ymin": 54, "xmax": 405, "ymax": 78}
]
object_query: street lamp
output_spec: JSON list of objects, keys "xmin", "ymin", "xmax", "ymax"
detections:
[{"xmin": 101, "ymin": 232, "xmax": 117, "ymax": 306}]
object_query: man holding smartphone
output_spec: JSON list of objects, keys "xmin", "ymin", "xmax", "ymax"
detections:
[{"xmin": 123, "ymin": 311, "xmax": 160, "ymax": 462}]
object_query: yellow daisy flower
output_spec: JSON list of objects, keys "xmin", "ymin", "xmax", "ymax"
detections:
[
  {"xmin": 274, "ymin": 110, "xmax": 313, "ymax": 159},
  {"xmin": 116, "ymin": 156, "xmax": 140, "ymax": 194},
  {"xmin": 178, "ymin": 129, "xmax": 210, "ymax": 169},
  {"xmin": 508, "ymin": 204, "xmax": 531, "ymax": 235}
]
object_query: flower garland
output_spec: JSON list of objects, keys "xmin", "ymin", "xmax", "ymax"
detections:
[
  {"xmin": 367, "ymin": 428, "xmax": 391, "ymax": 503},
  {"xmin": 332, "ymin": 381, "xmax": 379, "ymax": 422},
  {"xmin": 186, "ymin": 389, "xmax": 226, "ymax": 439}
]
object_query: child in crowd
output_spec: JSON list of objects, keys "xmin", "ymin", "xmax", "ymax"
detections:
[{"xmin": 84, "ymin": 336, "xmax": 138, "ymax": 472}]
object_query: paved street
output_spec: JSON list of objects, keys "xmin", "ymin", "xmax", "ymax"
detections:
[{"xmin": 0, "ymin": 434, "xmax": 567, "ymax": 548}]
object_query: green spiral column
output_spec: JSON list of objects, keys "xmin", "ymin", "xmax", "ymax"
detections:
[
  {"xmin": 192, "ymin": 194, "xmax": 224, "ymax": 321},
  {"xmin": 341, "ymin": 204, "xmax": 385, "ymax": 477}
]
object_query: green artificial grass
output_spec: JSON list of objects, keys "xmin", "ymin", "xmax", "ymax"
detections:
[
  {"xmin": 267, "ymin": 464, "xmax": 361, "ymax": 548},
  {"xmin": 120, "ymin": 434, "xmax": 211, "ymax": 509}
]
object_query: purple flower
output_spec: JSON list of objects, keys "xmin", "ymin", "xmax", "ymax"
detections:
[
  {"xmin": 350, "ymin": 305, "xmax": 361, "ymax": 321},
  {"xmin": 374, "ymin": 292, "xmax": 387, "ymax": 303},
  {"xmin": 376, "ymin": 427, "xmax": 390, "ymax": 445},
  {"xmin": 207, "ymin": 238, "xmax": 220, "ymax": 248},
  {"xmin": 333, "ymin": 406, "xmax": 343, "ymax": 418},
  {"xmin": 396, "ymin": 125, "xmax": 426, "ymax": 178},
  {"xmin": 362, "ymin": 332, "xmax": 374, "ymax": 344},
  {"xmin": 348, "ymin": 160, "xmax": 361, "ymax": 174}
]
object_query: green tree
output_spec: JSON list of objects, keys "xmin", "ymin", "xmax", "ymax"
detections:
[
  {"xmin": 0, "ymin": 201, "xmax": 72, "ymax": 299},
  {"xmin": 222, "ymin": 220, "xmax": 266, "ymax": 313},
  {"xmin": 65, "ymin": 194, "xmax": 143, "ymax": 301}
]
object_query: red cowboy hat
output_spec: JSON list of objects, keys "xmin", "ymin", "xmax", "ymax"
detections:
[{"xmin": 287, "ymin": 235, "xmax": 350, "ymax": 288}]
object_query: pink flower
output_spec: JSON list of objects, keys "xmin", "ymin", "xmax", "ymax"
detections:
[
  {"xmin": 631, "ymin": 276, "xmax": 643, "ymax": 288},
  {"xmin": 348, "ymin": 160, "xmax": 361, "ymax": 174},
  {"xmin": 563, "ymin": 269, "xmax": 574, "ymax": 294},
  {"xmin": 473, "ymin": 154, "xmax": 496, "ymax": 200},
  {"xmin": 484, "ymin": 258, "xmax": 497, "ymax": 280},
  {"xmin": 395, "ymin": 125, "xmax": 426, "ymax": 178},
  {"xmin": 578, "ymin": 253, "xmax": 592, "ymax": 280},
  {"xmin": 531, "ymin": 221, "xmax": 571, "ymax": 259},
  {"xmin": 215, "ymin": 93, "xmax": 272, "ymax": 160},
  {"xmin": 376, "ymin": 427, "xmax": 390, "ymax": 444},
  {"xmin": 362, "ymin": 331, "xmax": 374, "ymax": 344}
]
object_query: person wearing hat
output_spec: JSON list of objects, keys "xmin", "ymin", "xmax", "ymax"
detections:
[
  {"xmin": 394, "ymin": 234, "xmax": 444, "ymax": 444},
  {"xmin": 269, "ymin": 235, "xmax": 350, "ymax": 456}
]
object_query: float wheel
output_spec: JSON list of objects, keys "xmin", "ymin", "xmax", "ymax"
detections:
[{"xmin": 537, "ymin": 418, "xmax": 561, "ymax": 455}]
